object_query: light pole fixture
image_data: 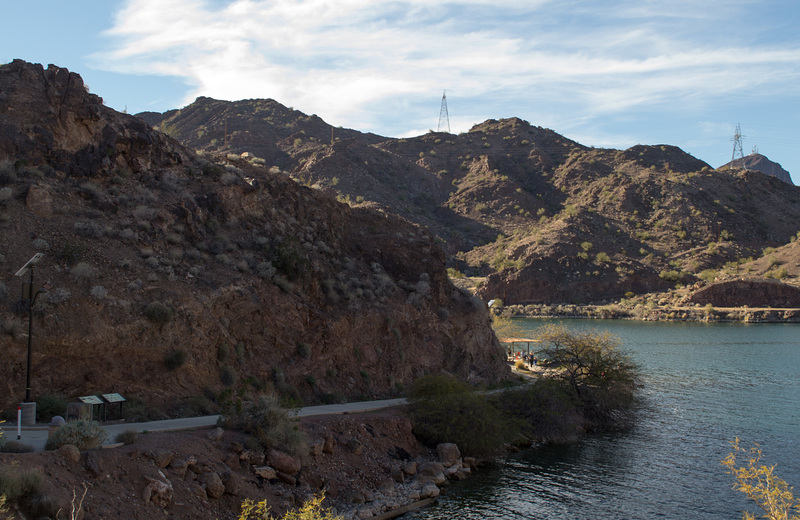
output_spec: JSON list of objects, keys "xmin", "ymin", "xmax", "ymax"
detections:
[{"xmin": 15, "ymin": 253, "xmax": 46, "ymax": 403}]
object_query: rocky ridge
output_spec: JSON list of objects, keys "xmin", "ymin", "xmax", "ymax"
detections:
[{"xmin": 143, "ymin": 100, "xmax": 800, "ymax": 306}]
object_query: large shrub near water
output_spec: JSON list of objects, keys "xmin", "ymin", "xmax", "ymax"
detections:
[{"xmin": 406, "ymin": 375, "xmax": 519, "ymax": 458}]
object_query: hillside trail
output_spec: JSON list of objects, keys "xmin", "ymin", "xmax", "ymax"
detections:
[{"xmin": 0, "ymin": 397, "xmax": 408, "ymax": 452}]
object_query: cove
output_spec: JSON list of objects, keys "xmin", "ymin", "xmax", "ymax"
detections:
[{"xmin": 408, "ymin": 319, "xmax": 800, "ymax": 519}]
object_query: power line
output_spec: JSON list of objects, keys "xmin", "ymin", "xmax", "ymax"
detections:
[{"xmin": 438, "ymin": 90, "xmax": 450, "ymax": 134}]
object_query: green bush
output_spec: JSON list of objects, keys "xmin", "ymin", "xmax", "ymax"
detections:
[
  {"xmin": 498, "ymin": 379, "xmax": 583, "ymax": 443},
  {"xmin": 144, "ymin": 301, "xmax": 174, "ymax": 325},
  {"xmin": 220, "ymin": 365, "xmax": 237, "ymax": 386},
  {"xmin": 114, "ymin": 430, "xmax": 139, "ymax": 445},
  {"xmin": 219, "ymin": 394, "xmax": 308, "ymax": 459},
  {"xmin": 44, "ymin": 420, "xmax": 108, "ymax": 451},
  {"xmin": 296, "ymin": 342, "xmax": 311, "ymax": 359},
  {"xmin": 406, "ymin": 375, "xmax": 518, "ymax": 458},
  {"xmin": 0, "ymin": 465, "xmax": 42, "ymax": 506},
  {"xmin": 36, "ymin": 392, "xmax": 67, "ymax": 422}
]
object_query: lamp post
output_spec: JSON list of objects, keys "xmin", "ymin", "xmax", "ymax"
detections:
[{"xmin": 15, "ymin": 253, "xmax": 45, "ymax": 425}]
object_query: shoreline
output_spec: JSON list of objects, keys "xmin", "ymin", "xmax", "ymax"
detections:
[{"xmin": 499, "ymin": 305, "xmax": 800, "ymax": 323}]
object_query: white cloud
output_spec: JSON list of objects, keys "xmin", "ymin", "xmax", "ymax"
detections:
[{"xmin": 96, "ymin": 0, "xmax": 800, "ymax": 137}]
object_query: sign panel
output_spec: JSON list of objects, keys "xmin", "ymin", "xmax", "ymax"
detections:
[
  {"xmin": 102, "ymin": 393, "xmax": 126, "ymax": 403},
  {"xmin": 78, "ymin": 395, "xmax": 103, "ymax": 405}
]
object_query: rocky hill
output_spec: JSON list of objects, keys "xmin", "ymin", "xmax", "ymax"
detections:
[
  {"xmin": 0, "ymin": 60, "xmax": 508, "ymax": 415},
  {"xmin": 143, "ymin": 100, "xmax": 800, "ymax": 306},
  {"xmin": 719, "ymin": 153, "xmax": 794, "ymax": 185}
]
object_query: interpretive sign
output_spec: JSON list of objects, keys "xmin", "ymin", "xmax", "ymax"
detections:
[
  {"xmin": 102, "ymin": 393, "xmax": 126, "ymax": 403},
  {"xmin": 78, "ymin": 395, "xmax": 103, "ymax": 405}
]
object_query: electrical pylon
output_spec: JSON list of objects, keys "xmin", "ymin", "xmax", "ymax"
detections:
[
  {"xmin": 730, "ymin": 123, "xmax": 745, "ymax": 169},
  {"xmin": 437, "ymin": 90, "xmax": 450, "ymax": 133}
]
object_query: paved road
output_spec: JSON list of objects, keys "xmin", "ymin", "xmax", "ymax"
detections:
[{"xmin": 0, "ymin": 397, "xmax": 408, "ymax": 452}]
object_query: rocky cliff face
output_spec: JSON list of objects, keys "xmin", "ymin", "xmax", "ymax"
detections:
[{"xmin": 0, "ymin": 60, "xmax": 507, "ymax": 413}]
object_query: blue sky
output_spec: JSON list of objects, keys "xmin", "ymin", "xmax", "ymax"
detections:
[{"xmin": 3, "ymin": 1, "xmax": 800, "ymax": 183}]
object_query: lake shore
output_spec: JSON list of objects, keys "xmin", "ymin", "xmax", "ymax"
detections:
[{"xmin": 498, "ymin": 304, "xmax": 800, "ymax": 323}]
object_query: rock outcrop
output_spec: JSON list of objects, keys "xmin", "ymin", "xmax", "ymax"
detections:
[{"xmin": 0, "ymin": 60, "xmax": 508, "ymax": 413}]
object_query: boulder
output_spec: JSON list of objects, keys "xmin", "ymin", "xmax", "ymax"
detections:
[
  {"xmin": 198, "ymin": 472, "xmax": 225, "ymax": 499},
  {"xmin": 208, "ymin": 427, "xmax": 224, "ymax": 441},
  {"xmin": 58, "ymin": 444, "xmax": 81, "ymax": 463},
  {"xmin": 143, "ymin": 471, "xmax": 173, "ymax": 508},
  {"xmin": 253, "ymin": 466, "xmax": 277, "ymax": 480},
  {"xmin": 436, "ymin": 443, "xmax": 460, "ymax": 466},
  {"xmin": 239, "ymin": 449, "xmax": 265, "ymax": 465},
  {"xmin": 402, "ymin": 461, "xmax": 417, "ymax": 475},
  {"xmin": 417, "ymin": 462, "xmax": 446, "ymax": 485},
  {"xmin": 150, "ymin": 450, "xmax": 175, "ymax": 468},
  {"xmin": 268, "ymin": 449, "xmax": 301, "ymax": 475},
  {"xmin": 419, "ymin": 482, "xmax": 440, "ymax": 499},
  {"xmin": 220, "ymin": 471, "xmax": 240, "ymax": 496},
  {"xmin": 84, "ymin": 451, "xmax": 101, "ymax": 478}
]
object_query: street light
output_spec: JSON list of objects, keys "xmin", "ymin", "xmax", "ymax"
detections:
[{"xmin": 15, "ymin": 253, "xmax": 46, "ymax": 423}]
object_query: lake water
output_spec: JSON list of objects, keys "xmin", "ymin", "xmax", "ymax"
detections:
[{"xmin": 407, "ymin": 319, "xmax": 800, "ymax": 519}]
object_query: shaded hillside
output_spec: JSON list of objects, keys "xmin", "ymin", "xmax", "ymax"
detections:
[
  {"xmin": 144, "ymin": 99, "xmax": 800, "ymax": 305},
  {"xmin": 719, "ymin": 153, "xmax": 794, "ymax": 185},
  {"xmin": 0, "ymin": 60, "xmax": 508, "ymax": 414}
]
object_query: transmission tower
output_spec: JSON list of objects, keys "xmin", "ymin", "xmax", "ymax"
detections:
[
  {"xmin": 730, "ymin": 123, "xmax": 745, "ymax": 169},
  {"xmin": 437, "ymin": 90, "xmax": 450, "ymax": 133}
]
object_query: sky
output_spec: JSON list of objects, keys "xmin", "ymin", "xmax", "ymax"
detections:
[{"xmin": 2, "ymin": 0, "xmax": 800, "ymax": 184}]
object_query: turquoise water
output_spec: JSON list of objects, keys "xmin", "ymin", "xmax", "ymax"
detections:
[{"xmin": 408, "ymin": 320, "xmax": 800, "ymax": 519}]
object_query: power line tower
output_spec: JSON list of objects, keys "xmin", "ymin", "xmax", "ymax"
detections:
[
  {"xmin": 437, "ymin": 90, "xmax": 450, "ymax": 133},
  {"xmin": 730, "ymin": 123, "xmax": 745, "ymax": 169}
]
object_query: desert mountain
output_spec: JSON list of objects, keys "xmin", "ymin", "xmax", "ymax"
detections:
[
  {"xmin": 143, "ymin": 99, "xmax": 800, "ymax": 305},
  {"xmin": 719, "ymin": 152, "xmax": 794, "ymax": 185},
  {"xmin": 0, "ymin": 60, "xmax": 507, "ymax": 414}
]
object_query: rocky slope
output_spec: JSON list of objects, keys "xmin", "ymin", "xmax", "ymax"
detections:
[
  {"xmin": 0, "ymin": 60, "xmax": 508, "ymax": 415},
  {"xmin": 143, "ymin": 101, "xmax": 800, "ymax": 306},
  {"xmin": 719, "ymin": 153, "xmax": 794, "ymax": 185}
]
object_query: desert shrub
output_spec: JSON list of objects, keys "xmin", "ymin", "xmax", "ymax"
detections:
[
  {"xmin": 0, "ymin": 465, "xmax": 42, "ymax": 506},
  {"xmin": 220, "ymin": 364, "xmax": 237, "ymax": 386},
  {"xmin": 114, "ymin": 430, "xmax": 139, "ymax": 445},
  {"xmin": 296, "ymin": 342, "xmax": 311, "ymax": 359},
  {"xmin": 0, "ymin": 440, "xmax": 34, "ymax": 453},
  {"xmin": 406, "ymin": 374, "xmax": 519, "ymax": 457},
  {"xmin": 163, "ymin": 348, "xmax": 187, "ymax": 370},
  {"xmin": 595, "ymin": 252, "xmax": 611, "ymax": 264},
  {"xmin": 659, "ymin": 269, "xmax": 683, "ymax": 283},
  {"xmin": 239, "ymin": 492, "xmax": 340, "ymax": 520},
  {"xmin": 74, "ymin": 220, "xmax": 104, "ymax": 238},
  {"xmin": 0, "ymin": 160, "xmax": 17, "ymax": 185},
  {"xmin": 268, "ymin": 237, "xmax": 309, "ymax": 281},
  {"xmin": 90, "ymin": 285, "xmax": 107, "ymax": 299},
  {"xmin": 44, "ymin": 419, "xmax": 107, "ymax": 450},
  {"xmin": 219, "ymin": 394, "xmax": 308, "ymax": 459},
  {"xmin": 36, "ymin": 392, "xmax": 67, "ymax": 422},
  {"xmin": 70, "ymin": 262, "xmax": 95, "ymax": 280},
  {"xmin": 698, "ymin": 269, "xmax": 717, "ymax": 282},
  {"xmin": 144, "ymin": 301, "xmax": 174, "ymax": 325},
  {"xmin": 0, "ymin": 187, "xmax": 12, "ymax": 205},
  {"xmin": 32, "ymin": 238, "xmax": 50, "ymax": 251}
]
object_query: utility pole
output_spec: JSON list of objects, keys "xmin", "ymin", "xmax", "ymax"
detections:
[
  {"xmin": 15, "ymin": 253, "xmax": 46, "ymax": 426},
  {"xmin": 437, "ymin": 90, "xmax": 450, "ymax": 133}
]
